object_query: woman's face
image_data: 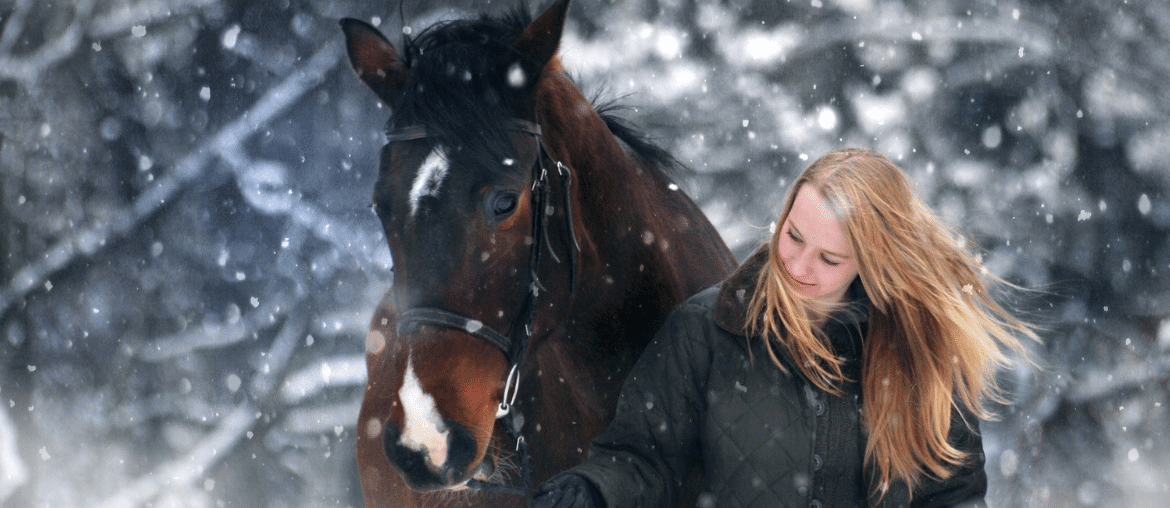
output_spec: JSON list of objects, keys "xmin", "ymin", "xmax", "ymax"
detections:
[{"xmin": 778, "ymin": 185, "xmax": 860, "ymax": 307}]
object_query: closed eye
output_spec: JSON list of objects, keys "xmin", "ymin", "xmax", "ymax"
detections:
[{"xmin": 789, "ymin": 228, "xmax": 842, "ymax": 266}]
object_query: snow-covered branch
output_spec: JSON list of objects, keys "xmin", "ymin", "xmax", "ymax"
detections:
[
  {"xmin": 92, "ymin": 402, "xmax": 258, "ymax": 508},
  {"xmin": 0, "ymin": 404, "xmax": 27, "ymax": 504},
  {"xmin": 94, "ymin": 304, "xmax": 309, "ymax": 508},
  {"xmin": 0, "ymin": 0, "xmax": 34, "ymax": 58},
  {"xmin": 136, "ymin": 296, "xmax": 291, "ymax": 362},
  {"xmin": 0, "ymin": 0, "xmax": 95, "ymax": 85},
  {"xmin": 1062, "ymin": 355, "xmax": 1170, "ymax": 405},
  {"xmin": 86, "ymin": 0, "xmax": 217, "ymax": 40},
  {"xmin": 0, "ymin": 38, "xmax": 344, "ymax": 317},
  {"xmin": 784, "ymin": 16, "xmax": 1057, "ymax": 69}
]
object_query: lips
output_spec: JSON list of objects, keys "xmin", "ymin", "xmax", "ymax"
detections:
[
  {"xmin": 782, "ymin": 267, "xmax": 816, "ymax": 289},
  {"xmin": 790, "ymin": 274, "xmax": 815, "ymax": 287}
]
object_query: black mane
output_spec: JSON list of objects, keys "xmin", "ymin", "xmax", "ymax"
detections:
[
  {"xmin": 388, "ymin": 9, "xmax": 533, "ymax": 175},
  {"xmin": 389, "ymin": 7, "xmax": 681, "ymax": 179},
  {"xmin": 594, "ymin": 101, "xmax": 686, "ymax": 178}
]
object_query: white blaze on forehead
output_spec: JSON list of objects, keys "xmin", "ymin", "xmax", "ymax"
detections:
[
  {"xmin": 409, "ymin": 146, "xmax": 449, "ymax": 216},
  {"xmin": 398, "ymin": 354, "xmax": 449, "ymax": 467}
]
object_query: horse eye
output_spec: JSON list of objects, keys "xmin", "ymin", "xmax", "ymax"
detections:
[{"xmin": 492, "ymin": 193, "xmax": 518, "ymax": 217}]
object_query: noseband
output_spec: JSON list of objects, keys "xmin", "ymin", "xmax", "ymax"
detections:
[{"xmin": 387, "ymin": 118, "xmax": 577, "ymax": 501}]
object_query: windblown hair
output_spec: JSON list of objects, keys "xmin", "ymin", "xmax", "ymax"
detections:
[{"xmin": 745, "ymin": 148, "xmax": 1037, "ymax": 497}]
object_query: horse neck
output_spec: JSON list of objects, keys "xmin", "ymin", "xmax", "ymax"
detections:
[
  {"xmin": 535, "ymin": 76, "xmax": 692, "ymax": 276},
  {"xmin": 516, "ymin": 76, "xmax": 735, "ymax": 480},
  {"xmin": 530, "ymin": 72, "xmax": 723, "ymax": 378}
]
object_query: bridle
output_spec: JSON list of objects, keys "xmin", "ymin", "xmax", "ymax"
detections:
[{"xmin": 386, "ymin": 118, "xmax": 578, "ymax": 503}]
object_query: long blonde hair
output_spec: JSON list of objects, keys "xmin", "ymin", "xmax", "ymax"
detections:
[{"xmin": 746, "ymin": 148, "xmax": 1037, "ymax": 496}]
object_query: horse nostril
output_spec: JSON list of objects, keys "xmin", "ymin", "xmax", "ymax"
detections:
[
  {"xmin": 444, "ymin": 419, "xmax": 478, "ymax": 475},
  {"xmin": 472, "ymin": 454, "xmax": 496, "ymax": 480},
  {"xmin": 382, "ymin": 422, "xmax": 401, "ymax": 461}
]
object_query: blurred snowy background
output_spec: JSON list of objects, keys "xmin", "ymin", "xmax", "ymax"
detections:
[{"xmin": 1, "ymin": 0, "xmax": 1168, "ymax": 506}]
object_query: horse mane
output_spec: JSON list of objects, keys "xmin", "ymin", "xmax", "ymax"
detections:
[
  {"xmin": 389, "ymin": 6, "xmax": 683, "ymax": 181},
  {"xmin": 386, "ymin": 8, "xmax": 533, "ymax": 180},
  {"xmin": 594, "ymin": 100, "xmax": 687, "ymax": 177}
]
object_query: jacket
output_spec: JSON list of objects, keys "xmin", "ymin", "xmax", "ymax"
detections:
[{"xmin": 569, "ymin": 245, "xmax": 988, "ymax": 508}]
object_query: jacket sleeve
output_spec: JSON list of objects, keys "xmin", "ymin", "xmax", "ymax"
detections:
[
  {"xmin": 910, "ymin": 408, "xmax": 988, "ymax": 508},
  {"xmin": 569, "ymin": 302, "xmax": 714, "ymax": 508}
]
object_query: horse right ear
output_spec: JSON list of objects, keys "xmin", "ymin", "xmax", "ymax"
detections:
[
  {"xmin": 340, "ymin": 18, "xmax": 408, "ymax": 105},
  {"xmin": 510, "ymin": 0, "xmax": 571, "ymax": 89}
]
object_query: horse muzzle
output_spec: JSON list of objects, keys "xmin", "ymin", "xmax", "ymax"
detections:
[{"xmin": 382, "ymin": 418, "xmax": 488, "ymax": 491}]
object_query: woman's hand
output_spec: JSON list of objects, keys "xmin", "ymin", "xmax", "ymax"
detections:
[{"xmin": 530, "ymin": 473, "xmax": 605, "ymax": 508}]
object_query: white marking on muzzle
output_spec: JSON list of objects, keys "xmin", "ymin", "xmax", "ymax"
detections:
[
  {"xmin": 409, "ymin": 146, "xmax": 449, "ymax": 216},
  {"xmin": 398, "ymin": 354, "xmax": 449, "ymax": 468}
]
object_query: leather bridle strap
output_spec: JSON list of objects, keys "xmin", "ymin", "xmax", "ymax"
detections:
[{"xmin": 395, "ymin": 308, "xmax": 512, "ymax": 355}]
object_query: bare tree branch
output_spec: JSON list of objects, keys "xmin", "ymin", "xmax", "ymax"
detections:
[
  {"xmin": 1063, "ymin": 355, "xmax": 1170, "ymax": 405},
  {"xmin": 136, "ymin": 296, "xmax": 291, "ymax": 362},
  {"xmin": 94, "ymin": 306, "xmax": 309, "ymax": 508},
  {"xmin": 0, "ymin": 38, "xmax": 343, "ymax": 317},
  {"xmin": 0, "ymin": 404, "xmax": 28, "ymax": 504},
  {"xmin": 786, "ymin": 15, "xmax": 1057, "ymax": 68},
  {"xmin": 92, "ymin": 403, "xmax": 257, "ymax": 508},
  {"xmin": 0, "ymin": 0, "xmax": 96, "ymax": 85},
  {"xmin": 0, "ymin": 0, "xmax": 35, "ymax": 57},
  {"xmin": 86, "ymin": 0, "xmax": 217, "ymax": 40}
]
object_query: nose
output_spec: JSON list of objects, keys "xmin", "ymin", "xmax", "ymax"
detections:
[
  {"xmin": 785, "ymin": 249, "xmax": 815, "ymax": 282},
  {"xmin": 383, "ymin": 418, "xmax": 480, "ymax": 490}
]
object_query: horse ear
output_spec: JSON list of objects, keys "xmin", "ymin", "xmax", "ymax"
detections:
[
  {"xmin": 510, "ymin": 0, "xmax": 571, "ymax": 88},
  {"xmin": 340, "ymin": 18, "xmax": 408, "ymax": 105}
]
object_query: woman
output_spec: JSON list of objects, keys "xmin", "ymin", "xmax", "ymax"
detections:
[{"xmin": 531, "ymin": 148, "xmax": 1036, "ymax": 508}]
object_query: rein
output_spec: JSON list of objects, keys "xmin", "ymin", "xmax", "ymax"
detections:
[{"xmin": 389, "ymin": 118, "xmax": 578, "ymax": 503}]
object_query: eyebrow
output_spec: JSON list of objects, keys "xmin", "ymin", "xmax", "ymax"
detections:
[{"xmin": 787, "ymin": 220, "xmax": 853, "ymax": 260}]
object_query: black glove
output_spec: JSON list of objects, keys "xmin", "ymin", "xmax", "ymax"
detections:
[{"xmin": 530, "ymin": 473, "xmax": 605, "ymax": 508}]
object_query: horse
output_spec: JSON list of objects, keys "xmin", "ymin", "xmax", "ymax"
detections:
[{"xmin": 340, "ymin": 1, "xmax": 736, "ymax": 506}]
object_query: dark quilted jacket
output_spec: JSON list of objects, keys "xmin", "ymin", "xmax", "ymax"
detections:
[{"xmin": 570, "ymin": 246, "xmax": 988, "ymax": 508}]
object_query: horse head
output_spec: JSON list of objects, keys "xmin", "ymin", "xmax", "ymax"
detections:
[{"xmin": 341, "ymin": 0, "xmax": 574, "ymax": 493}]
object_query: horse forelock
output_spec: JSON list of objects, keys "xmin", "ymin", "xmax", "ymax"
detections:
[{"xmin": 387, "ymin": 11, "xmax": 538, "ymax": 182}]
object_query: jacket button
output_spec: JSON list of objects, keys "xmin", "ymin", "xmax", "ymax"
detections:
[
  {"xmin": 815, "ymin": 400, "xmax": 825, "ymax": 416},
  {"xmin": 809, "ymin": 500, "xmax": 822, "ymax": 508},
  {"xmin": 813, "ymin": 454, "xmax": 823, "ymax": 471}
]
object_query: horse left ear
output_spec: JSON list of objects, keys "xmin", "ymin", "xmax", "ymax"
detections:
[{"xmin": 509, "ymin": 0, "xmax": 570, "ymax": 89}]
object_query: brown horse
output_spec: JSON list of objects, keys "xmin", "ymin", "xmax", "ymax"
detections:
[{"xmin": 341, "ymin": 1, "xmax": 735, "ymax": 506}]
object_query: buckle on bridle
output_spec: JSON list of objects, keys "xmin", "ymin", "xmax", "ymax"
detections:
[{"xmin": 496, "ymin": 364, "xmax": 521, "ymax": 418}]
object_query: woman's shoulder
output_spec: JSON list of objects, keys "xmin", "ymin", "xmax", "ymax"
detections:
[
  {"xmin": 657, "ymin": 284, "xmax": 722, "ymax": 343},
  {"xmin": 678, "ymin": 284, "xmax": 722, "ymax": 312},
  {"xmin": 651, "ymin": 283, "xmax": 760, "ymax": 361}
]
